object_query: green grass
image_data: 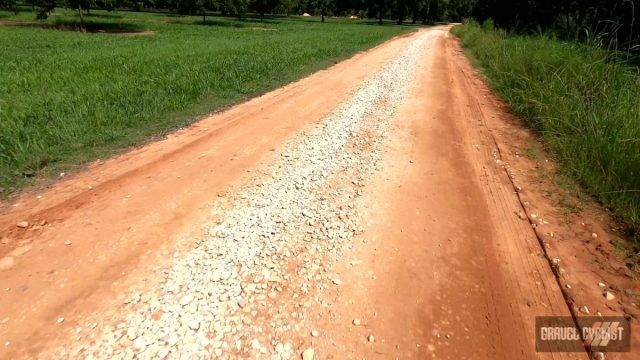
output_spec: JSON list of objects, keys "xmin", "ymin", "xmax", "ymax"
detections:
[
  {"xmin": 452, "ymin": 21, "xmax": 640, "ymax": 242},
  {"xmin": 0, "ymin": 9, "xmax": 412, "ymax": 193}
]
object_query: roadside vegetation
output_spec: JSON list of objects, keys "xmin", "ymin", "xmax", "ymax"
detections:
[
  {"xmin": 0, "ymin": 0, "xmax": 478, "ymax": 194},
  {"xmin": 452, "ymin": 21, "xmax": 640, "ymax": 241},
  {"xmin": 0, "ymin": 8, "xmax": 411, "ymax": 194}
]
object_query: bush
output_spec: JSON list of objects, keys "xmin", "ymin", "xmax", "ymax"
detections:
[{"xmin": 452, "ymin": 21, "xmax": 640, "ymax": 242}]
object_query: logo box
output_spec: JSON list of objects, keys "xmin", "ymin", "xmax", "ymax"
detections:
[{"xmin": 536, "ymin": 316, "xmax": 630, "ymax": 352}]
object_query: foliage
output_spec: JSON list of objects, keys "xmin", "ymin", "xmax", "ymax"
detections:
[
  {"xmin": 453, "ymin": 21, "xmax": 640, "ymax": 241},
  {"xmin": 23, "ymin": 0, "xmax": 475, "ymax": 26},
  {"xmin": 0, "ymin": 0, "xmax": 18, "ymax": 14},
  {"xmin": 471, "ymin": 0, "xmax": 639, "ymax": 52}
]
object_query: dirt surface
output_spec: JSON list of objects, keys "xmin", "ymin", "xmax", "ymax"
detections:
[{"xmin": 0, "ymin": 27, "xmax": 637, "ymax": 359}]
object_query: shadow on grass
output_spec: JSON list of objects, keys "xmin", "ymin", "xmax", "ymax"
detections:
[
  {"xmin": 1, "ymin": 18, "xmax": 149, "ymax": 34},
  {"xmin": 193, "ymin": 16, "xmax": 281, "ymax": 28},
  {"xmin": 85, "ymin": 12, "xmax": 123, "ymax": 19},
  {"xmin": 54, "ymin": 19, "xmax": 146, "ymax": 33}
]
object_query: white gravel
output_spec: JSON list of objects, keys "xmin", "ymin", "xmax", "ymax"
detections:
[{"xmin": 54, "ymin": 31, "xmax": 432, "ymax": 360}]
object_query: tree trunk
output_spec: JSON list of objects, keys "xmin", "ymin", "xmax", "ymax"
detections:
[
  {"xmin": 378, "ymin": 9, "xmax": 382, "ymax": 25},
  {"xmin": 397, "ymin": 0, "xmax": 404, "ymax": 25},
  {"xmin": 260, "ymin": 10, "xmax": 264, "ymax": 22},
  {"xmin": 422, "ymin": 1, "xmax": 430, "ymax": 25},
  {"xmin": 321, "ymin": 9, "xmax": 325, "ymax": 22},
  {"xmin": 78, "ymin": 4, "xmax": 85, "ymax": 31},
  {"xmin": 411, "ymin": 3, "xmax": 417, "ymax": 24}
]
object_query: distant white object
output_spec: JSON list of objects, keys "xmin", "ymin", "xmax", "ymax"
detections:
[
  {"xmin": 302, "ymin": 13, "xmax": 311, "ymax": 17},
  {"xmin": 349, "ymin": 15, "xmax": 358, "ymax": 19}
]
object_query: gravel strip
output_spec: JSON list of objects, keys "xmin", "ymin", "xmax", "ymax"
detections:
[{"xmin": 55, "ymin": 31, "xmax": 432, "ymax": 360}]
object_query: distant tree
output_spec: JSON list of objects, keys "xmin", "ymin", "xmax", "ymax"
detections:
[
  {"xmin": 251, "ymin": 0, "xmax": 280, "ymax": 21},
  {"xmin": 395, "ymin": 0, "xmax": 405, "ymax": 24},
  {"xmin": 65, "ymin": 0, "xmax": 95, "ymax": 30},
  {"xmin": 0, "ymin": 0, "xmax": 19, "ymax": 14},
  {"xmin": 35, "ymin": 0, "xmax": 57, "ymax": 20},
  {"xmin": 471, "ymin": 0, "xmax": 639, "ymax": 51},
  {"xmin": 220, "ymin": 0, "xmax": 248, "ymax": 19},
  {"xmin": 315, "ymin": 0, "xmax": 333, "ymax": 22},
  {"xmin": 197, "ymin": 0, "xmax": 217, "ymax": 21},
  {"xmin": 95, "ymin": 0, "xmax": 119, "ymax": 11},
  {"xmin": 276, "ymin": 0, "xmax": 296, "ymax": 15},
  {"xmin": 365, "ymin": 0, "xmax": 388, "ymax": 24},
  {"xmin": 447, "ymin": 0, "xmax": 475, "ymax": 21}
]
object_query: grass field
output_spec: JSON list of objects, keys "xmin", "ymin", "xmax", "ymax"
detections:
[
  {"xmin": 452, "ymin": 21, "xmax": 640, "ymax": 241},
  {"xmin": 0, "ymin": 8, "xmax": 411, "ymax": 194}
]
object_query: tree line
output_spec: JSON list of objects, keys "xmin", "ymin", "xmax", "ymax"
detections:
[
  {"xmin": 1, "ymin": 0, "xmax": 637, "ymax": 50},
  {"xmin": 472, "ymin": 0, "xmax": 638, "ymax": 52},
  {"xmin": 0, "ymin": 0, "xmax": 477, "ymax": 24}
]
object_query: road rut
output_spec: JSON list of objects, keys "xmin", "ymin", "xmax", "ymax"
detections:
[{"xmin": 0, "ymin": 27, "xmax": 612, "ymax": 359}]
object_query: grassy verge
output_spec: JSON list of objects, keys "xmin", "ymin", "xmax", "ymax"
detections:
[
  {"xmin": 451, "ymin": 21, "xmax": 640, "ymax": 242},
  {"xmin": 0, "ymin": 9, "xmax": 412, "ymax": 194}
]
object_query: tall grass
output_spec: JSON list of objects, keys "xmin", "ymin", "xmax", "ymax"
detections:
[
  {"xmin": 452, "ymin": 21, "xmax": 640, "ymax": 241},
  {"xmin": 0, "ymin": 9, "xmax": 411, "ymax": 193}
]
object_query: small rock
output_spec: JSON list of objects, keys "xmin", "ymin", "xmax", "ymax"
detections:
[
  {"xmin": 332, "ymin": 278, "xmax": 342, "ymax": 285},
  {"xmin": 579, "ymin": 306, "xmax": 590, "ymax": 314},
  {"xmin": 1, "ymin": 237, "xmax": 9, "ymax": 245},
  {"xmin": 133, "ymin": 337, "xmax": 147, "ymax": 350},
  {"xmin": 592, "ymin": 351, "xmax": 605, "ymax": 360},
  {"xmin": 311, "ymin": 330, "xmax": 319, "ymax": 337},
  {"xmin": 64, "ymin": 240, "xmax": 72, "ymax": 246},
  {"xmin": 0, "ymin": 257, "xmax": 15, "ymax": 271},
  {"xmin": 251, "ymin": 339, "xmax": 261, "ymax": 350},
  {"xmin": 179, "ymin": 294, "xmax": 193, "ymax": 306},
  {"xmin": 157, "ymin": 348, "xmax": 170, "ymax": 358},
  {"xmin": 237, "ymin": 296, "xmax": 247, "ymax": 308},
  {"xmin": 604, "ymin": 291, "xmax": 616, "ymax": 301},
  {"xmin": 367, "ymin": 335, "xmax": 375, "ymax": 342},
  {"xmin": 56, "ymin": 317, "xmax": 65, "ymax": 324},
  {"xmin": 591, "ymin": 233, "xmax": 598, "ymax": 238},
  {"xmin": 598, "ymin": 282, "xmax": 606, "ymax": 289},
  {"xmin": 188, "ymin": 320, "xmax": 200, "ymax": 330},
  {"xmin": 301, "ymin": 347, "xmax": 314, "ymax": 360},
  {"xmin": 352, "ymin": 319, "xmax": 361, "ymax": 326},
  {"xmin": 16, "ymin": 221, "xmax": 29, "ymax": 229}
]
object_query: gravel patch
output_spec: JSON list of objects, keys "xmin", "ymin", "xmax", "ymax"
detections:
[{"xmin": 54, "ymin": 31, "xmax": 432, "ymax": 360}]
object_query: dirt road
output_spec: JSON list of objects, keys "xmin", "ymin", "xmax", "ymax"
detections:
[{"xmin": 0, "ymin": 27, "xmax": 636, "ymax": 359}]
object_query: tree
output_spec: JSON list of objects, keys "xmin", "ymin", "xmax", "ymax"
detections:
[
  {"xmin": 0, "ymin": 0, "xmax": 19, "ymax": 14},
  {"xmin": 315, "ymin": 0, "xmax": 333, "ymax": 22},
  {"xmin": 66, "ymin": 0, "xmax": 95, "ymax": 30},
  {"xmin": 251, "ymin": 0, "xmax": 280, "ymax": 21},
  {"xmin": 395, "ymin": 0, "xmax": 405, "ymax": 24},
  {"xmin": 471, "ymin": 0, "xmax": 639, "ymax": 52},
  {"xmin": 220, "ymin": 0, "xmax": 248, "ymax": 19},
  {"xmin": 197, "ymin": 0, "xmax": 217, "ymax": 22},
  {"xmin": 365, "ymin": 0, "xmax": 389, "ymax": 25},
  {"xmin": 35, "ymin": 0, "xmax": 58, "ymax": 20}
]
